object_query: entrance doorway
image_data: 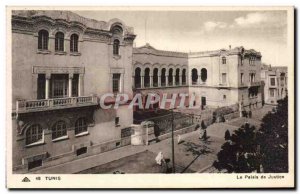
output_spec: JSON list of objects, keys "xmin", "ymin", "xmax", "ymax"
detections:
[{"xmin": 201, "ymin": 96, "xmax": 206, "ymax": 110}]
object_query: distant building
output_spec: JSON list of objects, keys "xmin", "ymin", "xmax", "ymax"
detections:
[
  {"xmin": 11, "ymin": 10, "xmax": 135, "ymax": 172},
  {"xmin": 133, "ymin": 44, "xmax": 263, "ymax": 111},
  {"xmin": 261, "ymin": 65, "xmax": 288, "ymax": 105}
]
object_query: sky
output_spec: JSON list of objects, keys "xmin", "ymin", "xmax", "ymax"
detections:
[{"xmin": 75, "ymin": 10, "xmax": 289, "ymax": 66}]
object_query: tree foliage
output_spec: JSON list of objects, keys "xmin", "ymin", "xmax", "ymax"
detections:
[
  {"xmin": 258, "ymin": 96, "xmax": 288, "ymax": 173},
  {"xmin": 214, "ymin": 96, "xmax": 288, "ymax": 173},
  {"xmin": 213, "ymin": 123, "xmax": 259, "ymax": 173}
]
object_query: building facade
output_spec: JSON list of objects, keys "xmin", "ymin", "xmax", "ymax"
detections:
[
  {"xmin": 261, "ymin": 65, "xmax": 288, "ymax": 105},
  {"xmin": 132, "ymin": 44, "xmax": 189, "ymax": 110},
  {"xmin": 11, "ymin": 10, "xmax": 135, "ymax": 172},
  {"xmin": 132, "ymin": 45, "xmax": 263, "ymax": 111}
]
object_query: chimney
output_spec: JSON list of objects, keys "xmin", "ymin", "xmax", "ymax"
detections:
[{"xmin": 229, "ymin": 45, "xmax": 231, "ymax": 50}]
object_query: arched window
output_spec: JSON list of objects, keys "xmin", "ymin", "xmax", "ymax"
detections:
[
  {"xmin": 113, "ymin": 39, "xmax": 120, "ymax": 55},
  {"xmin": 222, "ymin": 57, "xmax": 226, "ymax": 64},
  {"xmin": 153, "ymin": 68, "xmax": 158, "ymax": 87},
  {"xmin": 182, "ymin": 69, "xmax": 186, "ymax": 85},
  {"xmin": 134, "ymin": 68, "xmax": 141, "ymax": 88},
  {"xmin": 175, "ymin": 68, "xmax": 180, "ymax": 85},
  {"xmin": 201, "ymin": 68, "xmax": 207, "ymax": 82},
  {"xmin": 55, "ymin": 32, "xmax": 64, "ymax": 51},
  {"xmin": 191, "ymin": 68, "xmax": 198, "ymax": 85},
  {"xmin": 26, "ymin": 124, "xmax": 43, "ymax": 145},
  {"xmin": 144, "ymin": 68, "xmax": 150, "ymax": 88},
  {"xmin": 161, "ymin": 68, "xmax": 166, "ymax": 86},
  {"xmin": 75, "ymin": 118, "xmax": 87, "ymax": 135},
  {"xmin": 70, "ymin": 34, "xmax": 79, "ymax": 52},
  {"xmin": 38, "ymin": 30, "xmax": 49, "ymax": 50},
  {"xmin": 168, "ymin": 69, "xmax": 173, "ymax": 86},
  {"xmin": 52, "ymin": 120, "xmax": 67, "ymax": 140}
]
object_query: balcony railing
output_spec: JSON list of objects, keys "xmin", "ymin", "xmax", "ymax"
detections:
[
  {"xmin": 16, "ymin": 95, "xmax": 98, "ymax": 114},
  {"xmin": 248, "ymin": 81, "xmax": 261, "ymax": 87}
]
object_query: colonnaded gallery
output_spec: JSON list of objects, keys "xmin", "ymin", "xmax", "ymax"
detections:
[{"xmin": 11, "ymin": 10, "xmax": 286, "ymax": 172}]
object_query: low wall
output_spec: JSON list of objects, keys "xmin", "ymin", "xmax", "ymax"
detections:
[
  {"xmin": 14, "ymin": 136, "xmax": 131, "ymax": 174},
  {"xmin": 157, "ymin": 124, "xmax": 197, "ymax": 141}
]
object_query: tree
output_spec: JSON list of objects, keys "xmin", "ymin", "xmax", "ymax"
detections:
[
  {"xmin": 258, "ymin": 96, "xmax": 288, "ymax": 173},
  {"xmin": 213, "ymin": 96, "xmax": 288, "ymax": 173},
  {"xmin": 213, "ymin": 123, "xmax": 259, "ymax": 173},
  {"xmin": 224, "ymin": 130, "xmax": 231, "ymax": 141}
]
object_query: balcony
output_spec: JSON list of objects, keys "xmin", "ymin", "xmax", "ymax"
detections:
[
  {"xmin": 248, "ymin": 81, "xmax": 261, "ymax": 87},
  {"xmin": 16, "ymin": 95, "xmax": 98, "ymax": 114}
]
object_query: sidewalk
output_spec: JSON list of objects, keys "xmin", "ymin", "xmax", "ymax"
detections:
[{"xmin": 33, "ymin": 143, "xmax": 147, "ymax": 174}]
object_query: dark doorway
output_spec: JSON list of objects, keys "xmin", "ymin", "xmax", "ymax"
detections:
[{"xmin": 201, "ymin": 97, "xmax": 206, "ymax": 110}]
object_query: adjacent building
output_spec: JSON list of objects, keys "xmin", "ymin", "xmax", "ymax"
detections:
[
  {"xmin": 11, "ymin": 10, "xmax": 135, "ymax": 172},
  {"xmin": 132, "ymin": 44, "xmax": 263, "ymax": 111},
  {"xmin": 261, "ymin": 65, "xmax": 288, "ymax": 105}
]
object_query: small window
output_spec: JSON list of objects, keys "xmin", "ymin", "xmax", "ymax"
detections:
[
  {"xmin": 270, "ymin": 89, "xmax": 275, "ymax": 97},
  {"xmin": 26, "ymin": 124, "xmax": 43, "ymax": 145},
  {"xmin": 113, "ymin": 39, "xmax": 120, "ymax": 55},
  {"xmin": 222, "ymin": 73, "xmax": 227, "ymax": 84},
  {"xmin": 270, "ymin": 77, "xmax": 276, "ymax": 86},
  {"xmin": 222, "ymin": 57, "xmax": 226, "ymax": 64},
  {"xmin": 112, "ymin": 73, "xmax": 121, "ymax": 93},
  {"xmin": 241, "ymin": 73, "xmax": 244, "ymax": 84},
  {"xmin": 70, "ymin": 34, "xmax": 79, "ymax": 52},
  {"xmin": 28, "ymin": 159, "xmax": 42, "ymax": 170},
  {"xmin": 115, "ymin": 117, "xmax": 120, "ymax": 126},
  {"xmin": 75, "ymin": 118, "xmax": 87, "ymax": 135},
  {"xmin": 38, "ymin": 30, "xmax": 49, "ymax": 50},
  {"xmin": 223, "ymin": 95, "xmax": 226, "ymax": 100},
  {"xmin": 52, "ymin": 120, "xmax": 67, "ymax": 140},
  {"xmin": 55, "ymin": 32, "xmax": 64, "ymax": 51},
  {"xmin": 76, "ymin": 147, "xmax": 87, "ymax": 156}
]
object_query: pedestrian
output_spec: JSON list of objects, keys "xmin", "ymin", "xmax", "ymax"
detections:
[{"xmin": 249, "ymin": 110, "xmax": 252, "ymax": 118}]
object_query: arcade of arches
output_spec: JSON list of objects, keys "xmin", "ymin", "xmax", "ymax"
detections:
[{"xmin": 133, "ymin": 66, "xmax": 187, "ymax": 88}]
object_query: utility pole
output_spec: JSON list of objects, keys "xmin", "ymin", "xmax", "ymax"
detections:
[{"xmin": 171, "ymin": 109, "xmax": 175, "ymax": 173}]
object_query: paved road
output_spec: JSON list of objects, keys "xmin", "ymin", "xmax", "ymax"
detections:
[{"xmin": 33, "ymin": 106, "xmax": 273, "ymax": 174}]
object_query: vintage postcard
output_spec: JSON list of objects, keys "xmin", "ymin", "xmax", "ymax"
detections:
[{"xmin": 6, "ymin": 6, "xmax": 294, "ymax": 188}]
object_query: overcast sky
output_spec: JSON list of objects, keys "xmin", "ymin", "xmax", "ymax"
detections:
[{"xmin": 75, "ymin": 10, "xmax": 288, "ymax": 66}]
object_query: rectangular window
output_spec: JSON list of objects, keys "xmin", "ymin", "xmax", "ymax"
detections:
[
  {"xmin": 270, "ymin": 89, "xmax": 275, "ymax": 97},
  {"xmin": 223, "ymin": 95, "xmax": 226, "ymax": 100},
  {"xmin": 28, "ymin": 159, "xmax": 42, "ymax": 170},
  {"xmin": 112, "ymin": 74, "xmax": 121, "ymax": 93},
  {"xmin": 37, "ymin": 74, "xmax": 45, "ymax": 99},
  {"xmin": 241, "ymin": 73, "xmax": 244, "ymax": 84},
  {"xmin": 115, "ymin": 117, "xmax": 120, "ymax": 126},
  {"xmin": 270, "ymin": 77, "xmax": 276, "ymax": 86},
  {"xmin": 72, "ymin": 74, "xmax": 79, "ymax": 97},
  {"xmin": 76, "ymin": 147, "xmax": 87, "ymax": 156},
  {"xmin": 51, "ymin": 74, "xmax": 68, "ymax": 98},
  {"xmin": 222, "ymin": 73, "xmax": 227, "ymax": 84}
]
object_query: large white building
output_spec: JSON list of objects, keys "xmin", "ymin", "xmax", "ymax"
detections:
[{"xmin": 133, "ymin": 44, "xmax": 263, "ymax": 110}]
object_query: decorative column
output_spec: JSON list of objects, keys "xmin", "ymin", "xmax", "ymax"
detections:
[
  {"xmin": 141, "ymin": 76, "xmax": 144, "ymax": 88},
  {"xmin": 119, "ymin": 73, "xmax": 123, "ymax": 93},
  {"xmin": 185, "ymin": 75, "xmax": 188, "ymax": 86},
  {"xmin": 173, "ymin": 75, "xmax": 176, "ymax": 86},
  {"xmin": 45, "ymin": 73, "xmax": 50, "ymax": 99},
  {"xmin": 198, "ymin": 75, "xmax": 201, "ymax": 85},
  {"xmin": 166, "ymin": 75, "xmax": 169, "ymax": 87},
  {"xmin": 68, "ymin": 73, "xmax": 73, "ymax": 97},
  {"xmin": 150, "ymin": 76, "xmax": 153, "ymax": 88},
  {"xmin": 158, "ymin": 75, "xmax": 161, "ymax": 87},
  {"xmin": 179, "ymin": 74, "xmax": 182, "ymax": 86},
  {"xmin": 78, "ymin": 74, "xmax": 83, "ymax": 96}
]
